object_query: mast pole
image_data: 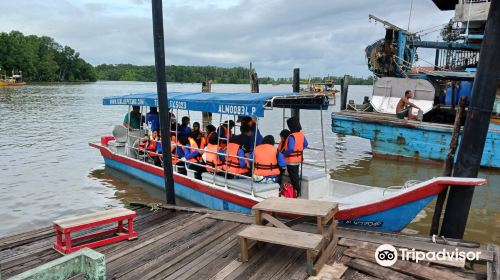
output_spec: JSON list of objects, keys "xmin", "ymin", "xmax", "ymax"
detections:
[
  {"xmin": 152, "ymin": 0, "xmax": 175, "ymax": 205},
  {"xmin": 440, "ymin": 0, "xmax": 500, "ymax": 238}
]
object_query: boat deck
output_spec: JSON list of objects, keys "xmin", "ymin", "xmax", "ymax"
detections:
[{"xmin": 0, "ymin": 204, "xmax": 497, "ymax": 280}]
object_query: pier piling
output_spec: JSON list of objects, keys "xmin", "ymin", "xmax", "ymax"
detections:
[
  {"xmin": 340, "ymin": 75, "xmax": 350, "ymax": 111},
  {"xmin": 440, "ymin": 0, "xmax": 500, "ymax": 239},
  {"xmin": 152, "ymin": 0, "xmax": 176, "ymax": 205},
  {"xmin": 292, "ymin": 68, "xmax": 300, "ymax": 119}
]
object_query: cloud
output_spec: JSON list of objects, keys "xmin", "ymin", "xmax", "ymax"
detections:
[{"xmin": 0, "ymin": 0, "xmax": 454, "ymax": 77}]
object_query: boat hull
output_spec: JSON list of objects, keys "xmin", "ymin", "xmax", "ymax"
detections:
[
  {"xmin": 0, "ymin": 81, "xmax": 26, "ymax": 86},
  {"xmin": 90, "ymin": 143, "xmax": 452, "ymax": 232},
  {"xmin": 332, "ymin": 111, "xmax": 500, "ymax": 168}
]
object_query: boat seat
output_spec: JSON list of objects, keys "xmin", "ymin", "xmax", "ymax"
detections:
[{"xmin": 202, "ymin": 173, "xmax": 280, "ymax": 194}]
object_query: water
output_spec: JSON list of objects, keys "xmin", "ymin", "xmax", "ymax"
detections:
[{"xmin": 0, "ymin": 81, "xmax": 498, "ymax": 246}]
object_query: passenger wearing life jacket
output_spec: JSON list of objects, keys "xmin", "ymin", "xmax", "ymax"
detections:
[
  {"xmin": 238, "ymin": 116, "xmax": 263, "ymax": 151},
  {"xmin": 278, "ymin": 129, "xmax": 291, "ymax": 153},
  {"xmin": 176, "ymin": 136, "xmax": 205, "ymax": 179},
  {"xmin": 203, "ymin": 133, "xmax": 225, "ymax": 174},
  {"xmin": 191, "ymin": 122, "xmax": 206, "ymax": 151},
  {"xmin": 205, "ymin": 124, "xmax": 216, "ymax": 145},
  {"xmin": 223, "ymin": 135, "xmax": 250, "ymax": 179},
  {"xmin": 251, "ymin": 135, "xmax": 286, "ymax": 184},
  {"xmin": 217, "ymin": 120, "xmax": 235, "ymax": 149},
  {"xmin": 283, "ymin": 117, "xmax": 308, "ymax": 196},
  {"xmin": 138, "ymin": 129, "xmax": 158, "ymax": 154}
]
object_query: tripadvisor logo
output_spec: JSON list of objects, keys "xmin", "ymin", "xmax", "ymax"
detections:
[
  {"xmin": 374, "ymin": 244, "xmax": 482, "ymax": 267},
  {"xmin": 375, "ymin": 244, "xmax": 398, "ymax": 267}
]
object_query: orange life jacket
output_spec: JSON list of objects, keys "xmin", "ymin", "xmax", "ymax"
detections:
[
  {"xmin": 283, "ymin": 132, "xmax": 305, "ymax": 164},
  {"xmin": 277, "ymin": 140, "xmax": 285, "ymax": 152},
  {"xmin": 205, "ymin": 131, "xmax": 215, "ymax": 145},
  {"xmin": 170, "ymin": 135, "xmax": 179, "ymax": 164},
  {"xmin": 254, "ymin": 144, "xmax": 280, "ymax": 177},
  {"xmin": 205, "ymin": 143, "xmax": 224, "ymax": 173},
  {"xmin": 199, "ymin": 136, "xmax": 207, "ymax": 151},
  {"xmin": 146, "ymin": 137, "xmax": 159, "ymax": 157},
  {"xmin": 223, "ymin": 143, "xmax": 248, "ymax": 175},
  {"xmin": 218, "ymin": 126, "xmax": 232, "ymax": 149},
  {"xmin": 188, "ymin": 137, "xmax": 202, "ymax": 162}
]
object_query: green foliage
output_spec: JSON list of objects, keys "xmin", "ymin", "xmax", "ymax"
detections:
[
  {"xmin": 96, "ymin": 64, "xmax": 374, "ymax": 85},
  {"xmin": 0, "ymin": 31, "xmax": 96, "ymax": 82}
]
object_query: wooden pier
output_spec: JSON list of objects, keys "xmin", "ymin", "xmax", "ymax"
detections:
[{"xmin": 0, "ymin": 204, "xmax": 498, "ymax": 280}]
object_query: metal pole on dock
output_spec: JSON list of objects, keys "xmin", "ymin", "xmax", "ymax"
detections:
[
  {"xmin": 292, "ymin": 68, "xmax": 300, "ymax": 119},
  {"xmin": 152, "ymin": 0, "xmax": 175, "ymax": 205},
  {"xmin": 440, "ymin": 0, "xmax": 500, "ymax": 238}
]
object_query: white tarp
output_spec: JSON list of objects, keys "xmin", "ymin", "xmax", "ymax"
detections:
[{"xmin": 371, "ymin": 77, "xmax": 435, "ymax": 116}]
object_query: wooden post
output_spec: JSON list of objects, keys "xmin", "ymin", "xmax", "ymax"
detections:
[
  {"xmin": 441, "ymin": 0, "xmax": 500, "ymax": 238},
  {"xmin": 152, "ymin": 0, "xmax": 175, "ymax": 205},
  {"xmin": 340, "ymin": 75, "xmax": 350, "ymax": 111},
  {"xmin": 430, "ymin": 96, "xmax": 467, "ymax": 235},
  {"xmin": 292, "ymin": 68, "xmax": 300, "ymax": 119},
  {"xmin": 249, "ymin": 63, "xmax": 259, "ymax": 93},
  {"xmin": 202, "ymin": 76, "xmax": 212, "ymax": 129}
]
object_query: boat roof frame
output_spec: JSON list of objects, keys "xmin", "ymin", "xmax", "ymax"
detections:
[{"xmin": 103, "ymin": 91, "xmax": 329, "ymax": 117}]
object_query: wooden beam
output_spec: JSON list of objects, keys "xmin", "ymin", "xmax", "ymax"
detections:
[{"xmin": 261, "ymin": 213, "xmax": 289, "ymax": 229}]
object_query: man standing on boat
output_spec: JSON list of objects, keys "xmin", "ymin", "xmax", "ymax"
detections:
[
  {"xmin": 123, "ymin": 106, "xmax": 144, "ymax": 130},
  {"xmin": 283, "ymin": 117, "xmax": 308, "ymax": 196},
  {"xmin": 396, "ymin": 90, "xmax": 421, "ymax": 120}
]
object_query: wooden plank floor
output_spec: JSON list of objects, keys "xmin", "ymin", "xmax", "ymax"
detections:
[{"xmin": 0, "ymin": 205, "xmax": 496, "ymax": 280}]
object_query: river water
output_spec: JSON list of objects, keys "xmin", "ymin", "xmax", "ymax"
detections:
[{"xmin": 0, "ymin": 81, "xmax": 498, "ymax": 246}]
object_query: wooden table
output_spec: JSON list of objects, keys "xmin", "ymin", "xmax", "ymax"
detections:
[
  {"xmin": 253, "ymin": 197, "xmax": 338, "ymax": 240},
  {"xmin": 246, "ymin": 197, "xmax": 339, "ymax": 275}
]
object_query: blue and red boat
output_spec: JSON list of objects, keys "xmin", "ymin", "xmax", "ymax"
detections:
[{"xmin": 90, "ymin": 92, "xmax": 486, "ymax": 232}]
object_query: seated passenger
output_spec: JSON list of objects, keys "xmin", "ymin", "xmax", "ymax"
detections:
[
  {"xmin": 237, "ymin": 124, "xmax": 254, "ymax": 152},
  {"xmin": 177, "ymin": 136, "xmax": 205, "ymax": 180},
  {"xmin": 191, "ymin": 122, "xmax": 206, "ymax": 149},
  {"xmin": 178, "ymin": 116, "xmax": 191, "ymax": 138},
  {"xmin": 223, "ymin": 136, "xmax": 250, "ymax": 179},
  {"xmin": 217, "ymin": 120, "xmax": 235, "ymax": 148},
  {"xmin": 205, "ymin": 124, "xmax": 216, "ymax": 144},
  {"xmin": 203, "ymin": 133, "xmax": 225, "ymax": 175},
  {"xmin": 239, "ymin": 116, "xmax": 263, "ymax": 149},
  {"xmin": 251, "ymin": 135, "xmax": 286, "ymax": 184}
]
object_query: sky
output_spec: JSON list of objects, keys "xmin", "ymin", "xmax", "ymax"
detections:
[{"xmin": 0, "ymin": 0, "xmax": 454, "ymax": 77}]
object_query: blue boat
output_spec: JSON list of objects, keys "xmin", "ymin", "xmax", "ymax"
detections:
[
  {"xmin": 332, "ymin": 110, "xmax": 500, "ymax": 168},
  {"xmin": 333, "ymin": 3, "xmax": 499, "ymax": 168},
  {"xmin": 91, "ymin": 91, "xmax": 486, "ymax": 232}
]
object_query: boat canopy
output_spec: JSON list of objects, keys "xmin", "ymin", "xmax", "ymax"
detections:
[{"xmin": 102, "ymin": 92, "xmax": 328, "ymax": 117}]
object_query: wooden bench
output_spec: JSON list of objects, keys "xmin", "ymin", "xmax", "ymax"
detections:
[
  {"xmin": 238, "ymin": 225, "xmax": 324, "ymax": 275},
  {"xmin": 53, "ymin": 208, "xmax": 138, "ymax": 254}
]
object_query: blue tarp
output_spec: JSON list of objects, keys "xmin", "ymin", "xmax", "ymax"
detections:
[{"xmin": 103, "ymin": 92, "xmax": 327, "ymax": 117}]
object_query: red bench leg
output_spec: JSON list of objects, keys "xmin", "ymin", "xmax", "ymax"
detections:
[
  {"xmin": 117, "ymin": 220, "xmax": 124, "ymax": 233},
  {"xmin": 65, "ymin": 232, "xmax": 72, "ymax": 254},
  {"xmin": 127, "ymin": 218, "xmax": 138, "ymax": 240}
]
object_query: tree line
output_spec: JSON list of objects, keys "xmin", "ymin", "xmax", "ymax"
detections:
[
  {"xmin": 0, "ymin": 31, "xmax": 96, "ymax": 82},
  {"xmin": 95, "ymin": 64, "xmax": 374, "ymax": 85},
  {"xmin": 1, "ymin": 30, "xmax": 373, "ymax": 85}
]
